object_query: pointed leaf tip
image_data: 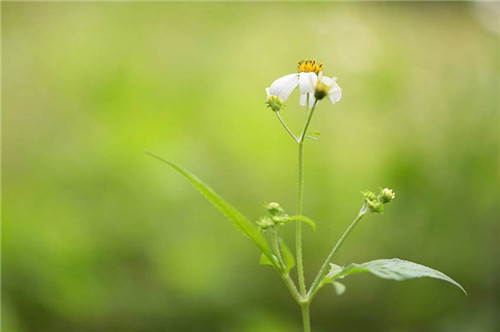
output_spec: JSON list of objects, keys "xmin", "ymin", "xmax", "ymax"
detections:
[{"xmin": 337, "ymin": 258, "xmax": 466, "ymax": 295}]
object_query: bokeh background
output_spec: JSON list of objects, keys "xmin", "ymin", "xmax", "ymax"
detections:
[{"xmin": 2, "ymin": 2, "xmax": 499, "ymax": 332}]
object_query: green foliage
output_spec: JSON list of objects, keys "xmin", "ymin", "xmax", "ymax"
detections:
[
  {"xmin": 3, "ymin": 3, "xmax": 495, "ymax": 331},
  {"xmin": 279, "ymin": 237, "xmax": 296, "ymax": 273},
  {"xmin": 331, "ymin": 281, "xmax": 346, "ymax": 295},
  {"xmin": 326, "ymin": 258, "xmax": 466, "ymax": 295},
  {"xmin": 288, "ymin": 216, "xmax": 316, "ymax": 231},
  {"xmin": 259, "ymin": 253, "xmax": 276, "ymax": 266},
  {"xmin": 146, "ymin": 152, "xmax": 275, "ymax": 264}
]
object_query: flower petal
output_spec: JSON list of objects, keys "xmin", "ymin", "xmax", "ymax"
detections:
[
  {"xmin": 320, "ymin": 76, "xmax": 333, "ymax": 86},
  {"xmin": 269, "ymin": 73, "xmax": 299, "ymax": 101},
  {"xmin": 308, "ymin": 95, "xmax": 317, "ymax": 109},
  {"xmin": 299, "ymin": 72, "xmax": 317, "ymax": 95},
  {"xmin": 328, "ymin": 81, "xmax": 342, "ymax": 104},
  {"xmin": 300, "ymin": 94, "xmax": 307, "ymax": 106}
]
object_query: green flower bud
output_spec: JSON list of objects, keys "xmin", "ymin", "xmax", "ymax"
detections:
[
  {"xmin": 361, "ymin": 188, "xmax": 396, "ymax": 214},
  {"xmin": 365, "ymin": 198, "xmax": 384, "ymax": 213},
  {"xmin": 362, "ymin": 190, "xmax": 377, "ymax": 202},
  {"xmin": 272, "ymin": 214, "xmax": 291, "ymax": 226},
  {"xmin": 265, "ymin": 88, "xmax": 286, "ymax": 112},
  {"xmin": 379, "ymin": 188, "xmax": 396, "ymax": 204},
  {"xmin": 256, "ymin": 216, "xmax": 275, "ymax": 232},
  {"xmin": 265, "ymin": 202, "xmax": 284, "ymax": 216},
  {"xmin": 266, "ymin": 96, "xmax": 285, "ymax": 112}
]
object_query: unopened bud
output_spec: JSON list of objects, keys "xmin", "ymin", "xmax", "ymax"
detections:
[
  {"xmin": 265, "ymin": 202, "xmax": 284, "ymax": 216},
  {"xmin": 272, "ymin": 214, "xmax": 291, "ymax": 226},
  {"xmin": 265, "ymin": 89, "xmax": 286, "ymax": 112},
  {"xmin": 361, "ymin": 188, "xmax": 396, "ymax": 214},
  {"xmin": 256, "ymin": 216, "xmax": 275, "ymax": 232},
  {"xmin": 379, "ymin": 188, "xmax": 396, "ymax": 204}
]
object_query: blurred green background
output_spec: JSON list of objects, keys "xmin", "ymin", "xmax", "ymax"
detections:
[{"xmin": 2, "ymin": 2, "xmax": 499, "ymax": 332}]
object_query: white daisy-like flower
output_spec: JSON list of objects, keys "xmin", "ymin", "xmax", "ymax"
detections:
[
  {"xmin": 312, "ymin": 73, "xmax": 342, "ymax": 106},
  {"xmin": 267, "ymin": 60, "xmax": 341, "ymax": 108}
]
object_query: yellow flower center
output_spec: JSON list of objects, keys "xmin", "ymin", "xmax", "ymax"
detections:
[{"xmin": 298, "ymin": 59, "xmax": 324, "ymax": 74}]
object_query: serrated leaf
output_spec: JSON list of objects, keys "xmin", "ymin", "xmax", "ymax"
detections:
[
  {"xmin": 334, "ymin": 258, "xmax": 466, "ymax": 295},
  {"xmin": 279, "ymin": 238, "xmax": 296, "ymax": 273},
  {"xmin": 147, "ymin": 152, "xmax": 274, "ymax": 263},
  {"xmin": 331, "ymin": 281, "xmax": 346, "ymax": 295},
  {"xmin": 289, "ymin": 215, "xmax": 316, "ymax": 231}
]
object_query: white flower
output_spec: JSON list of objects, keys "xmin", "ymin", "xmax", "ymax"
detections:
[
  {"xmin": 267, "ymin": 60, "xmax": 341, "ymax": 108},
  {"xmin": 312, "ymin": 73, "xmax": 342, "ymax": 106}
]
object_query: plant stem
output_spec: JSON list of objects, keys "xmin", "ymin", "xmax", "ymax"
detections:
[
  {"xmin": 299, "ymin": 101, "xmax": 318, "ymax": 143},
  {"xmin": 273, "ymin": 231, "xmax": 286, "ymax": 270},
  {"xmin": 294, "ymin": 100, "xmax": 320, "ymax": 332},
  {"xmin": 276, "ymin": 112, "xmax": 298, "ymax": 143},
  {"xmin": 272, "ymin": 231, "xmax": 302, "ymax": 303},
  {"xmin": 296, "ymin": 142, "xmax": 306, "ymax": 296},
  {"xmin": 308, "ymin": 210, "xmax": 366, "ymax": 299},
  {"xmin": 281, "ymin": 273, "xmax": 302, "ymax": 304},
  {"xmin": 301, "ymin": 302, "xmax": 311, "ymax": 332},
  {"xmin": 296, "ymin": 100, "xmax": 319, "ymax": 299}
]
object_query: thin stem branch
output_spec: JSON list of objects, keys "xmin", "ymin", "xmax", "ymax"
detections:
[
  {"xmin": 299, "ymin": 100, "xmax": 318, "ymax": 143},
  {"xmin": 273, "ymin": 231, "xmax": 286, "ymax": 270},
  {"xmin": 271, "ymin": 231, "xmax": 302, "ymax": 303},
  {"xmin": 281, "ymin": 273, "xmax": 302, "ymax": 304},
  {"xmin": 276, "ymin": 112, "xmax": 298, "ymax": 143},
  {"xmin": 307, "ymin": 209, "xmax": 367, "ymax": 299}
]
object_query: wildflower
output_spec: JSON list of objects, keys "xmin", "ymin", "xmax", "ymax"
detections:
[
  {"xmin": 313, "ymin": 72, "xmax": 342, "ymax": 105},
  {"xmin": 267, "ymin": 60, "xmax": 341, "ymax": 108}
]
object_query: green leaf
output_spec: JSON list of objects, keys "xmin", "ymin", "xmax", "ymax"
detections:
[
  {"xmin": 331, "ymin": 281, "xmax": 346, "ymax": 295},
  {"xmin": 288, "ymin": 215, "xmax": 316, "ymax": 231},
  {"xmin": 279, "ymin": 238, "xmax": 296, "ymax": 273},
  {"xmin": 306, "ymin": 131, "xmax": 321, "ymax": 141},
  {"xmin": 326, "ymin": 263, "xmax": 343, "ymax": 279},
  {"xmin": 147, "ymin": 152, "xmax": 274, "ymax": 263},
  {"xmin": 260, "ymin": 253, "xmax": 275, "ymax": 266},
  {"xmin": 332, "ymin": 258, "xmax": 466, "ymax": 295}
]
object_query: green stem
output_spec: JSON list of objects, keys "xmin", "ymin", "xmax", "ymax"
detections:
[
  {"xmin": 273, "ymin": 231, "xmax": 286, "ymax": 270},
  {"xmin": 308, "ymin": 209, "xmax": 367, "ymax": 299},
  {"xmin": 299, "ymin": 100, "xmax": 318, "ymax": 143},
  {"xmin": 274, "ymin": 96, "xmax": 319, "ymax": 330},
  {"xmin": 276, "ymin": 112, "xmax": 298, "ymax": 143},
  {"xmin": 273, "ymin": 231, "xmax": 301, "ymax": 303},
  {"xmin": 296, "ymin": 142, "xmax": 306, "ymax": 296},
  {"xmin": 281, "ymin": 273, "xmax": 302, "ymax": 304},
  {"xmin": 296, "ymin": 100, "xmax": 319, "ymax": 298},
  {"xmin": 272, "ymin": 231, "xmax": 302, "ymax": 303},
  {"xmin": 301, "ymin": 303, "xmax": 311, "ymax": 332}
]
